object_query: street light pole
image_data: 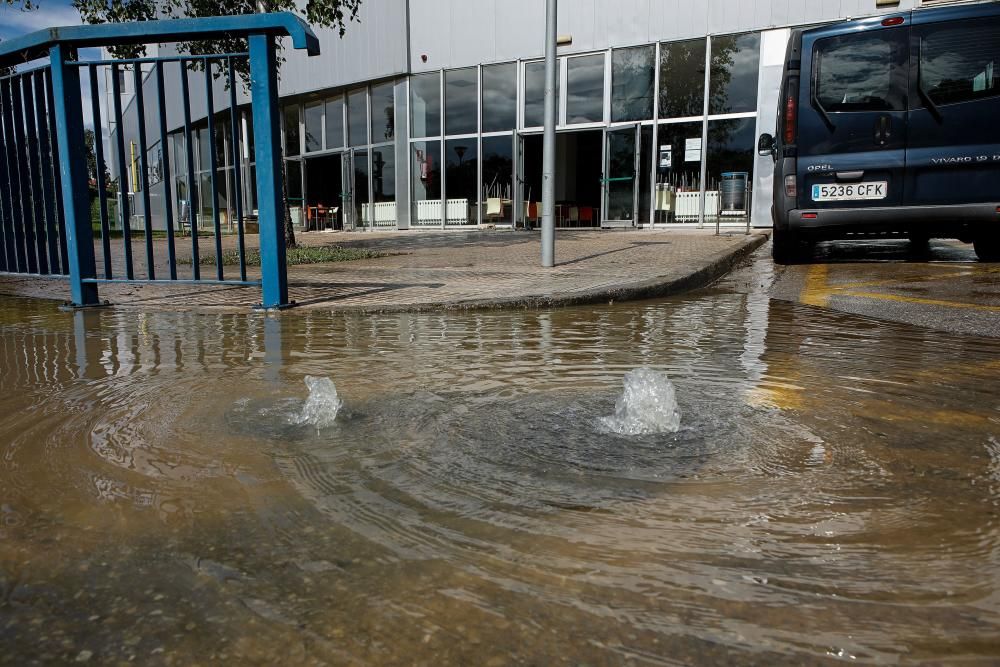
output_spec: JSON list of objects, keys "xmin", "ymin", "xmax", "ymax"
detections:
[{"xmin": 541, "ymin": 0, "xmax": 557, "ymax": 268}]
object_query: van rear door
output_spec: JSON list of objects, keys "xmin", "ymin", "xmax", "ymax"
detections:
[
  {"xmin": 797, "ymin": 18, "xmax": 909, "ymax": 211},
  {"xmin": 907, "ymin": 6, "xmax": 1000, "ymax": 206}
]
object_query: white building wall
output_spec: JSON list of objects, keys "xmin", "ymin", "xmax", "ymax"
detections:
[{"xmin": 407, "ymin": 0, "xmax": 922, "ymax": 73}]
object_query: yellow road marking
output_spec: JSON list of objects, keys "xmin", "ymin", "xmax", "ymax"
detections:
[
  {"xmin": 800, "ymin": 263, "xmax": 830, "ymax": 308},
  {"xmin": 843, "ymin": 291, "xmax": 1000, "ymax": 313}
]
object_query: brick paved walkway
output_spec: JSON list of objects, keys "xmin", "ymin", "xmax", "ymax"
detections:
[{"xmin": 0, "ymin": 228, "xmax": 768, "ymax": 312}]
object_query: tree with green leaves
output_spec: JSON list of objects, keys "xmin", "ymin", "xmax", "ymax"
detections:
[{"xmin": 5, "ymin": 0, "xmax": 363, "ymax": 248}]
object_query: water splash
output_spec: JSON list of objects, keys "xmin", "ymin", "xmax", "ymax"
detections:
[
  {"xmin": 291, "ymin": 376, "xmax": 343, "ymax": 430},
  {"xmin": 600, "ymin": 368, "xmax": 681, "ymax": 436}
]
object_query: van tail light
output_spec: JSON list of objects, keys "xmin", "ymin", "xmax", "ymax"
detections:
[
  {"xmin": 802, "ymin": 212, "xmax": 818, "ymax": 220},
  {"xmin": 784, "ymin": 76, "xmax": 799, "ymax": 145},
  {"xmin": 785, "ymin": 175, "xmax": 797, "ymax": 198}
]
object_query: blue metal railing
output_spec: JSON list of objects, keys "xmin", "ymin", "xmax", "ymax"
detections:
[{"xmin": 0, "ymin": 13, "xmax": 320, "ymax": 309}]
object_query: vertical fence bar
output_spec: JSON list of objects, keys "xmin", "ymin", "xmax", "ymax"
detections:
[
  {"xmin": 204, "ymin": 62, "xmax": 223, "ymax": 280},
  {"xmin": 49, "ymin": 43, "xmax": 99, "ymax": 306},
  {"xmin": 132, "ymin": 64, "xmax": 155, "ymax": 280},
  {"xmin": 249, "ymin": 34, "xmax": 288, "ymax": 308},
  {"xmin": 88, "ymin": 65, "xmax": 112, "ymax": 279},
  {"xmin": 154, "ymin": 61, "xmax": 176, "ymax": 280},
  {"xmin": 0, "ymin": 82, "xmax": 13, "ymax": 272},
  {"xmin": 12, "ymin": 74, "xmax": 38, "ymax": 274},
  {"xmin": 2, "ymin": 78, "xmax": 28, "ymax": 273},
  {"xmin": 44, "ymin": 69, "xmax": 69, "ymax": 275},
  {"xmin": 22, "ymin": 74, "xmax": 49, "ymax": 275},
  {"xmin": 35, "ymin": 69, "xmax": 61, "ymax": 275},
  {"xmin": 179, "ymin": 60, "xmax": 200, "ymax": 279},
  {"xmin": 227, "ymin": 58, "xmax": 246, "ymax": 282},
  {"xmin": 110, "ymin": 63, "xmax": 134, "ymax": 279}
]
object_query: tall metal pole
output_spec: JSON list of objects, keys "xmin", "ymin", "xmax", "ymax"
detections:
[{"xmin": 541, "ymin": 0, "xmax": 557, "ymax": 268}]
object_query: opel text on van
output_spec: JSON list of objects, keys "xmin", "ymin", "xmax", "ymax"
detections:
[{"xmin": 758, "ymin": 2, "xmax": 1000, "ymax": 264}]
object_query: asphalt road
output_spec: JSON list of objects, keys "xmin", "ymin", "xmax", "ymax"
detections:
[{"xmin": 768, "ymin": 238, "xmax": 1000, "ymax": 338}]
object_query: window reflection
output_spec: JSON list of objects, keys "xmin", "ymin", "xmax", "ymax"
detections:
[
  {"xmin": 612, "ymin": 46, "xmax": 654, "ymax": 122},
  {"xmin": 482, "ymin": 63, "xmax": 516, "ymax": 132},
  {"xmin": 304, "ymin": 102, "xmax": 322, "ymax": 152},
  {"xmin": 482, "ymin": 135, "xmax": 513, "ymax": 224},
  {"xmin": 709, "ymin": 32, "xmax": 760, "ymax": 115},
  {"xmin": 659, "ymin": 39, "xmax": 706, "ymax": 119},
  {"xmin": 325, "ymin": 96, "xmax": 344, "ymax": 149},
  {"xmin": 370, "ymin": 82, "xmax": 395, "ymax": 142},
  {"xmin": 283, "ymin": 106, "xmax": 300, "ymax": 157},
  {"xmin": 523, "ymin": 61, "xmax": 558, "ymax": 128},
  {"xmin": 446, "ymin": 68, "xmax": 478, "ymax": 136},
  {"xmin": 445, "ymin": 139, "xmax": 477, "ymax": 224},
  {"xmin": 411, "ymin": 140, "xmax": 441, "ymax": 226},
  {"xmin": 567, "ymin": 54, "xmax": 604, "ymax": 124},
  {"xmin": 410, "ymin": 73, "xmax": 441, "ymax": 138},
  {"xmin": 348, "ymin": 88, "xmax": 368, "ymax": 147}
]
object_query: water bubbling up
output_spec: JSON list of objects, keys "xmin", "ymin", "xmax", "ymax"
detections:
[
  {"xmin": 291, "ymin": 376, "xmax": 343, "ymax": 429},
  {"xmin": 600, "ymin": 367, "xmax": 681, "ymax": 435}
]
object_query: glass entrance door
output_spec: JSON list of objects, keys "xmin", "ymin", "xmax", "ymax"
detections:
[
  {"xmin": 340, "ymin": 152, "xmax": 355, "ymax": 231},
  {"xmin": 603, "ymin": 125, "xmax": 639, "ymax": 226}
]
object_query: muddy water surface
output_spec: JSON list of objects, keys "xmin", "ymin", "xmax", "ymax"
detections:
[{"xmin": 1, "ymin": 259, "xmax": 999, "ymax": 664}]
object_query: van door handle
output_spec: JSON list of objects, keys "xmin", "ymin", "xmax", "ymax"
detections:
[
  {"xmin": 875, "ymin": 116, "xmax": 892, "ymax": 146},
  {"xmin": 835, "ymin": 171, "xmax": 865, "ymax": 182}
]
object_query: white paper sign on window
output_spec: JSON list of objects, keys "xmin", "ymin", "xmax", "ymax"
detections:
[{"xmin": 685, "ymin": 138, "xmax": 702, "ymax": 162}]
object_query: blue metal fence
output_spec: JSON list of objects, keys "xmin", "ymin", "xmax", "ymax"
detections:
[{"xmin": 0, "ymin": 13, "xmax": 320, "ymax": 309}]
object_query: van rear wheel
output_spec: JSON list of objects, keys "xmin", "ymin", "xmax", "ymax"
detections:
[
  {"xmin": 772, "ymin": 228, "xmax": 808, "ymax": 265},
  {"xmin": 973, "ymin": 234, "xmax": 1000, "ymax": 262}
]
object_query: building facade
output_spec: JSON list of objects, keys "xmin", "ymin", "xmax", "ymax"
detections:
[{"xmin": 113, "ymin": 0, "xmax": 985, "ymax": 234}]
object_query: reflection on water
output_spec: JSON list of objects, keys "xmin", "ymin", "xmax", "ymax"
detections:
[{"xmin": 1, "ymin": 259, "xmax": 999, "ymax": 664}]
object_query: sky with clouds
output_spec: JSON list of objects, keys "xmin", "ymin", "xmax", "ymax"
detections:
[{"xmin": 0, "ymin": 0, "xmax": 101, "ymax": 130}]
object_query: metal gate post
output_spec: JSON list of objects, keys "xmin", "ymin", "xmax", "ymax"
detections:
[
  {"xmin": 49, "ymin": 44, "xmax": 99, "ymax": 307},
  {"xmin": 249, "ymin": 33, "xmax": 289, "ymax": 309}
]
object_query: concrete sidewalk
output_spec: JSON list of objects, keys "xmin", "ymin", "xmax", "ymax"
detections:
[{"xmin": 0, "ymin": 229, "xmax": 768, "ymax": 312}]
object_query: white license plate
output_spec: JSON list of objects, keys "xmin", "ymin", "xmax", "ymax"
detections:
[{"xmin": 812, "ymin": 182, "xmax": 887, "ymax": 202}]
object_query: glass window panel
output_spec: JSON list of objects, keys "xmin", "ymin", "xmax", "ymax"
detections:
[
  {"xmin": 283, "ymin": 105, "xmax": 300, "ymax": 157},
  {"xmin": 482, "ymin": 135, "xmax": 513, "ymax": 224},
  {"xmin": 655, "ymin": 121, "xmax": 704, "ymax": 194},
  {"xmin": 348, "ymin": 88, "xmax": 368, "ymax": 147},
  {"xmin": 445, "ymin": 138, "xmax": 477, "ymax": 224},
  {"xmin": 410, "ymin": 73, "xmax": 441, "ymax": 138},
  {"xmin": 372, "ymin": 146, "xmax": 395, "ymax": 202},
  {"xmin": 815, "ymin": 30, "xmax": 907, "ymax": 112},
  {"xmin": 244, "ymin": 113, "xmax": 254, "ymax": 161},
  {"xmin": 709, "ymin": 32, "xmax": 760, "ymax": 115},
  {"xmin": 304, "ymin": 101, "xmax": 323, "ymax": 152},
  {"xmin": 325, "ymin": 96, "xmax": 344, "ymax": 149},
  {"xmin": 612, "ymin": 46, "xmax": 655, "ymax": 122},
  {"xmin": 446, "ymin": 67, "xmax": 478, "ymax": 136},
  {"xmin": 706, "ymin": 117, "xmax": 756, "ymax": 218},
  {"xmin": 567, "ymin": 54, "xmax": 605, "ymax": 124},
  {"xmin": 285, "ymin": 159, "xmax": 303, "ymax": 200},
  {"xmin": 371, "ymin": 82, "xmax": 395, "ymax": 142},
  {"xmin": 411, "ymin": 140, "xmax": 441, "ymax": 225},
  {"xmin": 638, "ymin": 125, "xmax": 653, "ymax": 223},
  {"xmin": 214, "ymin": 119, "xmax": 229, "ymax": 167},
  {"xmin": 197, "ymin": 127, "xmax": 210, "ymax": 171},
  {"xmin": 353, "ymin": 150, "xmax": 369, "ymax": 227},
  {"xmin": 659, "ymin": 38, "xmax": 707, "ymax": 119},
  {"xmin": 919, "ymin": 19, "xmax": 1000, "ymax": 106},
  {"xmin": 523, "ymin": 61, "xmax": 558, "ymax": 128},
  {"xmin": 482, "ymin": 63, "xmax": 516, "ymax": 132}
]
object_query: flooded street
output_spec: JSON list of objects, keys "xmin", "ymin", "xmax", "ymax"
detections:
[{"xmin": 2, "ymin": 252, "xmax": 999, "ymax": 665}]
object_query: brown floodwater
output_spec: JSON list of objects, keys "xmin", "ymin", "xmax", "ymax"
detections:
[{"xmin": 1, "ymin": 258, "xmax": 999, "ymax": 665}]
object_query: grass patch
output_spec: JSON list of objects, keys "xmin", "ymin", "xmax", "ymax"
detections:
[{"xmin": 180, "ymin": 245, "xmax": 387, "ymax": 267}]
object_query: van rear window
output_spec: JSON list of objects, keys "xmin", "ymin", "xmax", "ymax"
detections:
[
  {"xmin": 813, "ymin": 31, "xmax": 906, "ymax": 112},
  {"xmin": 919, "ymin": 18, "xmax": 1000, "ymax": 107}
]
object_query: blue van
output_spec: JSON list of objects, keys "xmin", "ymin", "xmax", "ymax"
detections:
[{"xmin": 758, "ymin": 2, "xmax": 1000, "ymax": 263}]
